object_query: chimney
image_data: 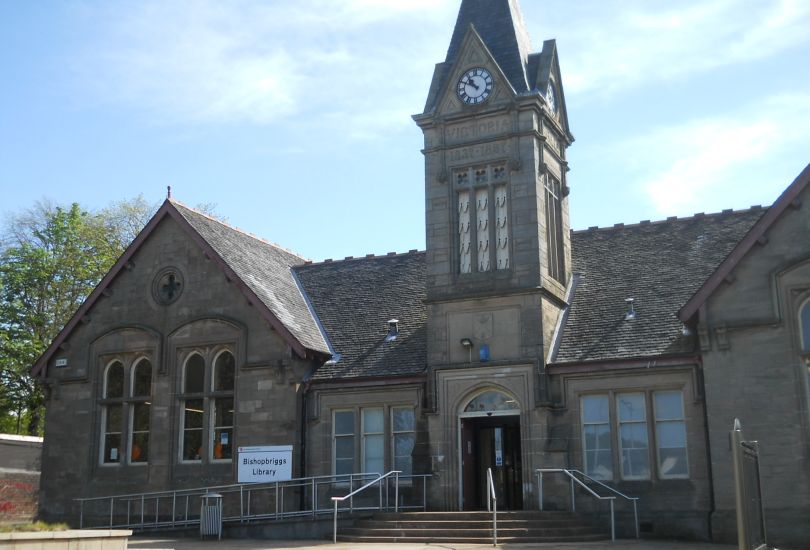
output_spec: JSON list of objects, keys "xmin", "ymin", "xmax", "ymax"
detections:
[
  {"xmin": 385, "ymin": 319, "xmax": 399, "ymax": 342},
  {"xmin": 625, "ymin": 298, "xmax": 636, "ymax": 320}
]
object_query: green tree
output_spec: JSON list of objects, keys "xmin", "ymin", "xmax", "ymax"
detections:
[{"xmin": 0, "ymin": 198, "xmax": 156, "ymax": 435}]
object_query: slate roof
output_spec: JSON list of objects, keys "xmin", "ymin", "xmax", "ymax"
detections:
[
  {"xmin": 553, "ymin": 209, "xmax": 767, "ymax": 364},
  {"xmin": 294, "ymin": 252, "xmax": 427, "ymax": 381},
  {"xmin": 171, "ymin": 202, "xmax": 330, "ymax": 355}
]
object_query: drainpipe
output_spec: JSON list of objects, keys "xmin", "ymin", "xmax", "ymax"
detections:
[
  {"xmin": 697, "ymin": 355, "xmax": 717, "ymax": 541},
  {"xmin": 299, "ymin": 379, "xmax": 312, "ymax": 480}
]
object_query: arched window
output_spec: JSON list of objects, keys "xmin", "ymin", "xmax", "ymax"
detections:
[
  {"xmin": 180, "ymin": 354, "xmax": 206, "ymax": 462},
  {"xmin": 211, "ymin": 351, "xmax": 235, "ymax": 461},
  {"xmin": 179, "ymin": 349, "xmax": 236, "ymax": 463},
  {"xmin": 101, "ymin": 361, "xmax": 125, "ymax": 463},
  {"xmin": 214, "ymin": 351, "xmax": 235, "ymax": 391},
  {"xmin": 184, "ymin": 354, "xmax": 205, "ymax": 393},
  {"xmin": 132, "ymin": 360, "xmax": 152, "ymax": 397},
  {"xmin": 104, "ymin": 361, "xmax": 125, "ymax": 399},
  {"xmin": 464, "ymin": 390, "xmax": 520, "ymax": 413},
  {"xmin": 100, "ymin": 358, "xmax": 155, "ymax": 466},
  {"xmin": 129, "ymin": 359, "xmax": 152, "ymax": 464}
]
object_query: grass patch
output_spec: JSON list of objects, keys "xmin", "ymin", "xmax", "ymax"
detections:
[{"xmin": 0, "ymin": 521, "xmax": 70, "ymax": 533}]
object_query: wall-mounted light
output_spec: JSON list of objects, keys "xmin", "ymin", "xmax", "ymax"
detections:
[{"xmin": 460, "ymin": 338, "xmax": 473, "ymax": 363}]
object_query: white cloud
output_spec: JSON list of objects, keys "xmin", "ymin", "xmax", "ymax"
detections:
[
  {"xmin": 552, "ymin": 0, "xmax": 810, "ymax": 97},
  {"xmin": 70, "ymin": 0, "xmax": 457, "ymax": 130},
  {"xmin": 617, "ymin": 93, "xmax": 810, "ymax": 214}
]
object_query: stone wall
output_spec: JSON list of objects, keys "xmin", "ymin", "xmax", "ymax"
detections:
[
  {"xmin": 549, "ymin": 364, "xmax": 712, "ymax": 541},
  {"xmin": 0, "ymin": 472, "xmax": 40, "ymax": 523},
  {"xmin": 702, "ymin": 189, "xmax": 810, "ymax": 548},
  {"xmin": 0, "ymin": 434, "xmax": 42, "ymax": 523},
  {"xmin": 305, "ymin": 383, "xmax": 426, "ymax": 509}
]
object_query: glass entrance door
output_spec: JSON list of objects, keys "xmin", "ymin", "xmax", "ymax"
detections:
[{"xmin": 461, "ymin": 415, "xmax": 522, "ymax": 510}]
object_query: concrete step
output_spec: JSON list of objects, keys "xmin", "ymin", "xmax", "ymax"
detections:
[
  {"xmin": 353, "ymin": 519, "xmax": 588, "ymax": 529},
  {"xmin": 335, "ymin": 533, "xmax": 609, "ymax": 543},
  {"xmin": 337, "ymin": 510, "xmax": 610, "ymax": 544},
  {"xmin": 373, "ymin": 510, "xmax": 574, "ymax": 520},
  {"xmin": 342, "ymin": 527, "xmax": 605, "ymax": 537}
]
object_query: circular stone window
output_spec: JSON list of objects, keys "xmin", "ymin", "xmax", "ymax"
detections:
[{"xmin": 152, "ymin": 267, "xmax": 184, "ymax": 305}]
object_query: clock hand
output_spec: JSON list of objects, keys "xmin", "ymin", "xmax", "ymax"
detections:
[{"xmin": 466, "ymin": 79, "xmax": 480, "ymax": 91}]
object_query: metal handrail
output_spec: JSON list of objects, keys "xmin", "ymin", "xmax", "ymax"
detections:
[
  {"xmin": 485, "ymin": 468, "xmax": 497, "ymax": 546},
  {"xmin": 75, "ymin": 471, "xmax": 431, "ymax": 532},
  {"xmin": 332, "ymin": 470, "xmax": 401, "ymax": 544},
  {"xmin": 535, "ymin": 468, "xmax": 639, "ymax": 541},
  {"xmin": 568, "ymin": 469, "xmax": 639, "ymax": 504}
]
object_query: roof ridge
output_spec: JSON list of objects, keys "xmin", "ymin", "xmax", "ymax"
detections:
[
  {"xmin": 572, "ymin": 205, "xmax": 768, "ymax": 234},
  {"xmin": 169, "ymin": 198, "xmax": 310, "ymax": 262},
  {"xmin": 302, "ymin": 249, "xmax": 426, "ymax": 266}
]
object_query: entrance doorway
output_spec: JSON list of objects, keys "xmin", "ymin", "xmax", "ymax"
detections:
[
  {"xmin": 461, "ymin": 415, "xmax": 523, "ymax": 510},
  {"xmin": 458, "ymin": 390, "xmax": 523, "ymax": 511}
]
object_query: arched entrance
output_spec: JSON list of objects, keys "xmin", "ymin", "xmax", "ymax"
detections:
[{"xmin": 458, "ymin": 390, "xmax": 523, "ymax": 510}]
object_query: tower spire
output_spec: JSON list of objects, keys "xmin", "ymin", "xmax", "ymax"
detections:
[{"xmin": 445, "ymin": 0, "xmax": 532, "ymax": 93}]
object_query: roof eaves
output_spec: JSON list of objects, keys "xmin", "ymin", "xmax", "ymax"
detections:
[
  {"xmin": 548, "ymin": 354, "xmax": 700, "ymax": 374},
  {"xmin": 678, "ymin": 163, "xmax": 810, "ymax": 322}
]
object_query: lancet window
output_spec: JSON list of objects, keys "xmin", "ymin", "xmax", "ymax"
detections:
[
  {"xmin": 178, "ymin": 349, "xmax": 235, "ymax": 463},
  {"xmin": 455, "ymin": 164, "xmax": 510, "ymax": 274},
  {"xmin": 545, "ymin": 174, "xmax": 565, "ymax": 283},
  {"xmin": 99, "ymin": 357, "xmax": 153, "ymax": 465}
]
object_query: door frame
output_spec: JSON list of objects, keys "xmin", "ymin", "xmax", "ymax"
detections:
[{"xmin": 457, "ymin": 409, "xmax": 521, "ymax": 509}]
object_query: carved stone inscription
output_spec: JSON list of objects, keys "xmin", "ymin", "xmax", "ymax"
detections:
[
  {"xmin": 448, "ymin": 141, "xmax": 510, "ymax": 164},
  {"xmin": 445, "ymin": 118, "xmax": 512, "ymax": 146}
]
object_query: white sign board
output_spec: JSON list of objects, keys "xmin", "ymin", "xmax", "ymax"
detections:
[{"xmin": 238, "ymin": 445, "xmax": 293, "ymax": 483}]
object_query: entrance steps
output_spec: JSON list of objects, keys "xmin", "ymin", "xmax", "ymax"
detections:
[{"xmin": 336, "ymin": 510, "xmax": 610, "ymax": 543}]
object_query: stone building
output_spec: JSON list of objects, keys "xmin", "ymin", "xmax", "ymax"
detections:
[{"xmin": 31, "ymin": 0, "xmax": 809, "ymax": 546}]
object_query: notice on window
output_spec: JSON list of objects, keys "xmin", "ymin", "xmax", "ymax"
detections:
[{"xmin": 237, "ymin": 445, "xmax": 293, "ymax": 483}]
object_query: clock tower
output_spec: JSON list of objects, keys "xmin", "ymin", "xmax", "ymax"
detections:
[
  {"xmin": 413, "ymin": 0, "xmax": 575, "ymax": 509},
  {"xmin": 414, "ymin": 0, "xmax": 574, "ymax": 374}
]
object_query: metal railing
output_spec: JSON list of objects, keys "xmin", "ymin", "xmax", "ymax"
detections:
[
  {"xmin": 485, "ymin": 467, "xmax": 498, "ymax": 546},
  {"xmin": 331, "ymin": 470, "xmax": 403, "ymax": 543},
  {"xmin": 76, "ymin": 471, "xmax": 431, "ymax": 532},
  {"xmin": 535, "ymin": 468, "xmax": 639, "ymax": 541}
]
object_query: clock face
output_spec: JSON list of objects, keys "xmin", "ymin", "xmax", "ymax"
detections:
[
  {"xmin": 546, "ymin": 82, "xmax": 556, "ymax": 113},
  {"xmin": 457, "ymin": 68, "xmax": 493, "ymax": 105}
]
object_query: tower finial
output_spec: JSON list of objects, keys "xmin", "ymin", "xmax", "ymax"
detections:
[{"xmin": 167, "ymin": 185, "xmax": 172, "ymax": 199}]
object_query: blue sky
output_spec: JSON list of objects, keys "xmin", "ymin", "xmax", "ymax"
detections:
[{"xmin": 1, "ymin": 0, "xmax": 808, "ymax": 261}]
